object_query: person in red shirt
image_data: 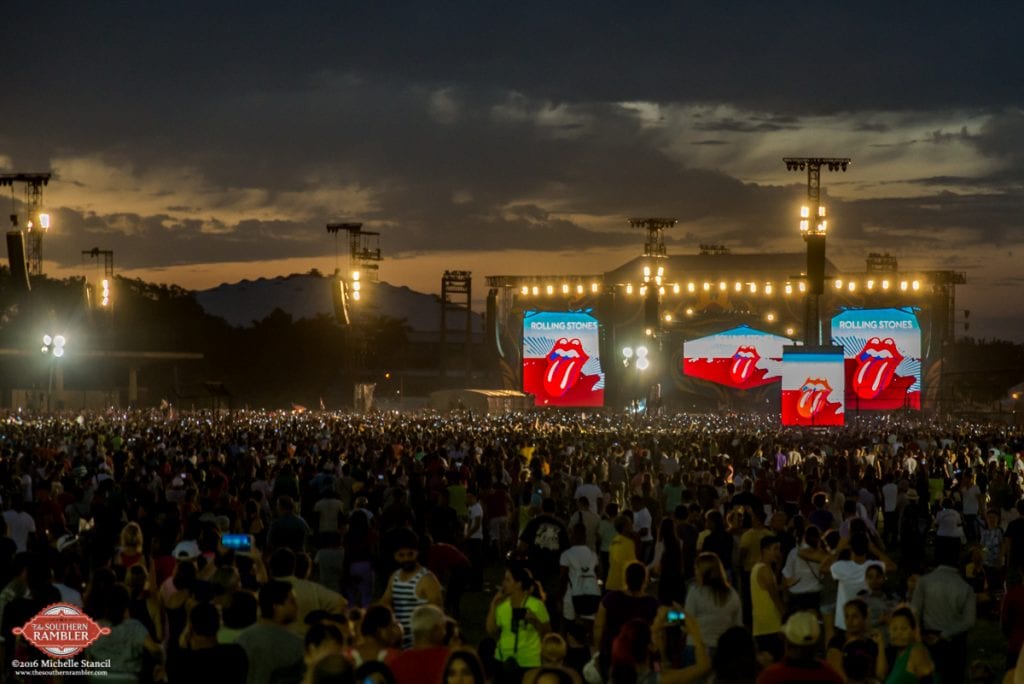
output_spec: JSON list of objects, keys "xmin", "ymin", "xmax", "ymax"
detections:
[
  {"xmin": 425, "ymin": 537, "xmax": 472, "ymax": 618},
  {"xmin": 386, "ymin": 605, "xmax": 449, "ymax": 684},
  {"xmin": 757, "ymin": 611, "xmax": 843, "ymax": 684}
]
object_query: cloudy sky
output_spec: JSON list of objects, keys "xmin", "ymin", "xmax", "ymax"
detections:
[{"xmin": 2, "ymin": 2, "xmax": 1023, "ymax": 338}]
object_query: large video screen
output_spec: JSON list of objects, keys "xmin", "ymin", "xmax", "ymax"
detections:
[
  {"xmin": 522, "ymin": 310, "xmax": 604, "ymax": 407},
  {"xmin": 682, "ymin": 325, "xmax": 791, "ymax": 390},
  {"xmin": 781, "ymin": 348, "xmax": 845, "ymax": 426},
  {"xmin": 830, "ymin": 308, "xmax": 921, "ymax": 410}
]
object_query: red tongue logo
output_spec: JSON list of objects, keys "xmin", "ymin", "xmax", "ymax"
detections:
[
  {"xmin": 729, "ymin": 345, "xmax": 760, "ymax": 384},
  {"xmin": 797, "ymin": 377, "xmax": 832, "ymax": 419},
  {"xmin": 853, "ymin": 337, "xmax": 903, "ymax": 400},
  {"xmin": 543, "ymin": 338, "xmax": 589, "ymax": 398}
]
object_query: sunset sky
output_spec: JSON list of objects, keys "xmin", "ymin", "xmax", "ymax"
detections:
[{"xmin": 3, "ymin": 3, "xmax": 1023, "ymax": 339}]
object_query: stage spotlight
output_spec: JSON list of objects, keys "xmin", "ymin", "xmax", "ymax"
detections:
[
  {"xmin": 673, "ymin": 283, "xmax": 680, "ymax": 294},
  {"xmin": 39, "ymin": 213, "xmax": 50, "ymax": 230},
  {"xmin": 663, "ymin": 313, "xmax": 672, "ymax": 322},
  {"xmin": 786, "ymin": 327, "xmax": 795, "ymax": 336},
  {"xmin": 834, "ymin": 279, "xmax": 843, "ymax": 289},
  {"xmin": 43, "ymin": 334, "xmax": 52, "ymax": 346},
  {"xmin": 848, "ymin": 281, "xmax": 856, "ymax": 292},
  {"xmin": 576, "ymin": 284, "xmax": 584, "ymax": 294},
  {"xmin": 636, "ymin": 357, "xmax": 650, "ymax": 371},
  {"xmin": 718, "ymin": 281, "xmax": 726, "ymax": 291},
  {"xmin": 531, "ymin": 286, "xmax": 539, "ymax": 295},
  {"xmin": 784, "ymin": 284, "xmax": 793, "ymax": 295},
  {"xmin": 703, "ymin": 282, "xmax": 711, "ymax": 291},
  {"xmin": 798, "ymin": 282, "xmax": 807, "ymax": 293},
  {"xmin": 622, "ymin": 347, "xmax": 634, "ymax": 359},
  {"xmin": 766, "ymin": 313, "xmax": 775, "ymax": 322},
  {"xmin": 734, "ymin": 282, "xmax": 742, "ymax": 292},
  {"xmin": 520, "ymin": 286, "xmax": 529, "ymax": 295},
  {"xmin": 626, "ymin": 284, "xmax": 634, "ymax": 294},
  {"xmin": 685, "ymin": 307, "xmax": 694, "ymax": 316},
  {"xmin": 900, "ymin": 281, "xmax": 908, "ymax": 291},
  {"xmin": 882, "ymin": 279, "xmax": 890, "ymax": 290},
  {"xmin": 912, "ymin": 280, "xmax": 920, "ymax": 291},
  {"xmin": 867, "ymin": 279, "xmax": 875, "ymax": 290},
  {"xmin": 546, "ymin": 284, "xmax": 554, "ymax": 295},
  {"xmin": 590, "ymin": 282, "xmax": 599, "ymax": 293},
  {"xmin": 562, "ymin": 283, "xmax": 569, "ymax": 294},
  {"xmin": 765, "ymin": 283, "xmax": 773, "ymax": 295}
]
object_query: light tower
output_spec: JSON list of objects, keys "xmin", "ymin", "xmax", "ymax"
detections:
[
  {"xmin": 782, "ymin": 158, "xmax": 850, "ymax": 345},
  {"xmin": 629, "ymin": 218, "xmax": 675, "ymax": 339},
  {"xmin": 1, "ymin": 172, "xmax": 52, "ymax": 276}
]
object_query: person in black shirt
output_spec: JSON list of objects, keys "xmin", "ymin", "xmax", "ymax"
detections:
[
  {"xmin": 168, "ymin": 601, "xmax": 248, "ymax": 684},
  {"xmin": 825, "ymin": 598, "xmax": 886, "ymax": 682}
]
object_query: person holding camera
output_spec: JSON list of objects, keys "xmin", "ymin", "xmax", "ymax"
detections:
[{"xmin": 486, "ymin": 565, "xmax": 552, "ymax": 672}]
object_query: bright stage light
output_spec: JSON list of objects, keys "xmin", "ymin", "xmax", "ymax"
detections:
[
  {"xmin": 848, "ymin": 281, "xmax": 856, "ymax": 292},
  {"xmin": 636, "ymin": 357, "xmax": 650, "ymax": 370},
  {"xmin": 900, "ymin": 281, "xmax": 908, "ymax": 291},
  {"xmin": 786, "ymin": 327, "xmax": 795, "ymax": 336},
  {"xmin": 734, "ymin": 282, "xmax": 742, "ymax": 292},
  {"xmin": 644, "ymin": 327, "xmax": 653, "ymax": 336},
  {"xmin": 54, "ymin": 335, "xmax": 66, "ymax": 348},
  {"xmin": 636, "ymin": 346, "xmax": 648, "ymax": 357},
  {"xmin": 784, "ymin": 284, "xmax": 793, "ymax": 295},
  {"xmin": 834, "ymin": 279, "xmax": 843, "ymax": 289},
  {"xmin": 546, "ymin": 284, "xmax": 554, "ymax": 295},
  {"xmin": 561, "ymin": 283, "xmax": 569, "ymax": 294},
  {"xmin": 643, "ymin": 265, "xmax": 651, "ymax": 278},
  {"xmin": 663, "ymin": 313, "xmax": 672, "ymax": 322},
  {"xmin": 576, "ymin": 284, "xmax": 584, "ymax": 294},
  {"xmin": 53, "ymin": 347, "xmax": 64, "ymax": 358},
  {"xmin": 703, "ymin": 282, "xmax": 710, "ymax": 291},
  {"xmin": 639, "ymin": 286, "xmax": 648, "ymax": 296},
  {"xmin": 626, "ymin": 284, "xmax": 633, "ymax": 294},
  {"xmin": 766, "ymin": 313, "xmax": 775, "ymax": 322},
  {"xmin": 353, "ymin": 291, "xmax": 361, "ymax": 301},
  {"xmin": 912, "ymin": 280, "xmax": 920, "ymax": 291},
  {"xmin": 687, "ymin": 282, "xmax": 695, "ymax": 293},
  {"xmin": 867, "ymin": 279, "xmax": 875, "ymax": 290},
  {"xmin": 801, "ymin": 206, "xmax": 810, "ymax": 218},
  {"xmin": 798, "ymin": 282, "xmax": 807, "ymax": 293},
  {"xmin": 657, "ymin": 266, "xmax": 664, "ymax": 277},
  {"xmin": 718, "ymin": 281, "xmax": 726, "ymax": 291},
  {"xmin": 590, "ymin": 282, "xmax": 599, "ymax": 293},
  {"xmin": 685, "ymin": 307, "xmax": 694, "ymax": 316},
  {"xmin": 39, "ymin": 213, "xmax": 50, "ymax": 230},
  {"xmin": 672, "ymin": 283, "xmax": 680, "ymax": 294},
  {"xmin": 622, "ymin": 347, "xmax": 634, "ymax": 359},
  {"xmin": 351, "ymin": 270, "xmax": 361, "ymax": 281},
  {"xmin": 521, "ymin": 286, "xmax": 529, "ymax": 295},
  {"xmin": 531, "ymin": 286, "xmax": 539, "ymax": 295},
  {"xmin": 658, "ymin": 286, "xmax": 665, "ymax": 295},
  {"xmin": 43, "ymin": 334, "xmax": 52, "ymax": 346},
  {"xmin": 749, "ymin": 283, "xmax": 757, "ymax": 293},
  {"xmin": 765, "ymin": 284, "xmax": 773, "ymax": 295},
  {"xmin": 882, "ymin": 279, "xmax": 890, "ymax": 290}
]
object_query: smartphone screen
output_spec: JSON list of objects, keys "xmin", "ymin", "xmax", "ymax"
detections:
[{"xmin": 221, "ymin": 534, "xmax": 253, "ymax": 554}]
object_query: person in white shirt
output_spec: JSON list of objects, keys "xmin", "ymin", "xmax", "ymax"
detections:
[
  {"xmin": 881, "ymin": 476, "xmax": 900, "ymax": 546},
  {"xmin": 466, "ymin": 491, "xmax": 485, "ymax": 590},
  {"xmin": 934, "ymin": 497, "xmax": 965, "ymax": 561},
  {"xmin": 630, "ymin": 495, "xmax": 654, "ymax": 562},
  {"xmin": 783, "ymin": 526, "xmax": 824, "ymax": 614},
  {"xmin": 959, "ymin": 474, "xmax": 981, "ymax": 542},
  {"xmin": 559, "ymin": 523, "xmax": 601, "ymax": 622},
  {"xmin": 801, "ymin": 531, "xmax": 895, "ymax": 632},
  {"xmin": 573, "ymin": 473, "xmax": 603, "ymax": 516},
  {"xmin": 2, "ymin": 497, "xmax": 36, "ymax": 553}
]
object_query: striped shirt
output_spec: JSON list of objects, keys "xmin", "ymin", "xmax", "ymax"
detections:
[{"xmin": 391, "ymin": 566, "xmax": 430, "ymax": 649}]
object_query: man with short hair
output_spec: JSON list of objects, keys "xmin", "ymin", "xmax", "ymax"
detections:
[
  {"xmin": 236, "ymin": 580, "xmax": 305, "ymax": 684},
  {"xmin": 385, "ymin": 605, "xmax": 449, "ymax": 684},
  {"xmin": 170, "ymin": 601, "xmax": 248, "ymax": 684},
  {"xmin": 267, "ymin": 496, "xmax": 311, "ymax": 553},
  {"xmin": 560, "ymin": 522, "xmax": 601, "ymax": 623},
  {"xmin": 912, "ymin": 542, "xmax": 976, "ymax": 683},
  {"xmin": 568, "ymin": 496, "xmax": 601, "ymax": 552},
  {"xmin": 268, "ymin": 548, "xmax": 347, "ymax": 636}
]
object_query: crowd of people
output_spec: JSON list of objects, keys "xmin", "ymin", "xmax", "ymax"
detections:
[{"xmin": 0, "ymin": 409, "xmax": 1023, "ymax": 684}]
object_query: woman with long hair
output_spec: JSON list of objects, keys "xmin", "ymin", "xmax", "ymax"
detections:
[
  {"xmin": 885, "ymin": 606, "xmax": 935, "ymax": 683},
  {"xmin": 343, "ymin": 510, "xmax": 377, "ymax": 608},
  {"xmin": 683, "ymin": 552, "xmax": 742, "ymax": 656},
  {"xmin": 486, "ymin": 565, "xmax": 552, "ymax": 672},
  {"xmin": 125, "ymin": 563, "xmax": 164, "ymax": 642},
  {"xmin": 653, "ymin": 518, "xmax": 686, "ymax": 606},
  {"xmin": 443, "ymin": 649, "xmax": 487, "ymax": 684}
]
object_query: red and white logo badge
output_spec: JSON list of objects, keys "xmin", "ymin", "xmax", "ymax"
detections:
[
  {"xmin": 729, "ymin": 345, "xmax": 761, "ymax": 385},
  {"xmin": 543, "ymin": 338, "xmax": 589, "ymax": 398},
  {"xmin": 12, "ymin": 603, "xmax": 111, "ymax": 658},
  {"xmin": 853, "ymin": 337, "xmax": 903, "ymax": 400},
  {"xmin": 797, "ymin": 377, "xmax": 833, "ymax": 419}
]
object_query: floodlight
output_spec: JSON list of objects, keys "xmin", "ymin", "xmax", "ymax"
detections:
[
  {"xmin": 39, "ymin": 213, "xmax": 50, "ymax": 230},
  {"xmin": 43, "ymin": 334, "xmax": 53, "ymax": 346},
  {"xmin": 622, "ymin": 347, "xmax": 634, "ymax": 359},
  {"xmin": 636, "ymin": 357, "xmax": 650, "ymax": 371}
]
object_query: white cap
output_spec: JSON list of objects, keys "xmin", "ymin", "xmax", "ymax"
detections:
[{"xmin": 172, "ymin": 540, "xmax": 201, "ymax": 560}]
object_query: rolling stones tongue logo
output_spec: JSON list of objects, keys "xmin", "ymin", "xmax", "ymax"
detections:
[
  {"xmin": 544, "ymin": 338, "xmax": 589, "ymax": 398},
  {"xmin": 729, "ymin": 346, "xmax": 760, "ymax": 384},
  {"xmin": 797, "ymin": 377, "xmax": 833, "ymax": 419},
  {"xmin": 853, "ymin": 337, "xmax": 903, "ymax": 400}
]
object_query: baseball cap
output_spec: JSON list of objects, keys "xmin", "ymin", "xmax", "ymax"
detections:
[
  {"xmin": 783, "ymin": 611, "xmax": 820, "ymax": 646},
  {"xmin": 173, "ymin": 540, "xmax": 201, "ymax": 560}
]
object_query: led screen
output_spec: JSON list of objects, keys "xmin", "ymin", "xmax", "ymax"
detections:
[
  {"xmin": 682, "ymin": 325, "xmax": 792, "ymax": 390},
  {"xmin": 781, "ymin": 348, "xmax": 845, "ymax": 426},
  {"xmin": 522, "ymin": 310, "xmax": 604, "ymax": 407},
  {"xmin": 830, "ymin": 308, "xmax": 921, "ymax": 410}
]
